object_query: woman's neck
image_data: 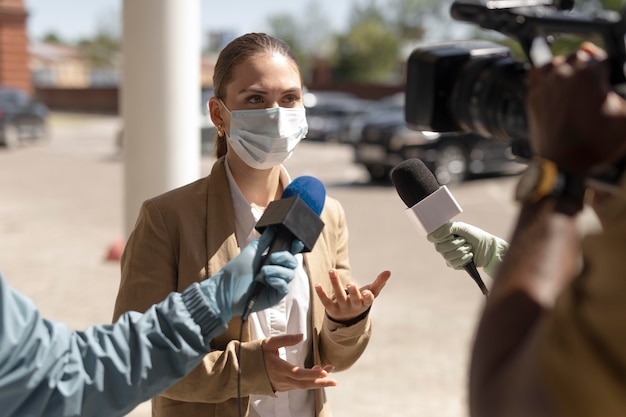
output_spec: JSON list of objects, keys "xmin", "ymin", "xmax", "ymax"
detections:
[{"xmin": 227, "ymin": 154, "xmax": 283, "ymax": 207}]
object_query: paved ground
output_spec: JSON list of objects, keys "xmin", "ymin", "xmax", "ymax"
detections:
[{"xmin": 0, "ymin": 113, "xmax": 601, "ymax": 417}]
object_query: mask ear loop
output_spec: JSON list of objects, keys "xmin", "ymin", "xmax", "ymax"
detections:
[{"xmin": 218, "ymin": 98, "xmax": 232, "ymax": 115}]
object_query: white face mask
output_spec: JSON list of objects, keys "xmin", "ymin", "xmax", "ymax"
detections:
[{"xmin": 221, "ymin": 101, "xmax": 308, "ymax": 170}]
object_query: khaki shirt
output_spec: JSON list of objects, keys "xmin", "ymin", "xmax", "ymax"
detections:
[{"xmin": 540, "ymin": 178, "xmax": 626, "ymax": 417}]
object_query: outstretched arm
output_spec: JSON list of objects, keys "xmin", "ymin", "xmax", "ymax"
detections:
[
  {"xmin": 0, "ymin": 274, "xmax": 221, "ymax": 417},
  {"xmin": 0, "ymin": 230, "xmax": 299, "ymax": 417},
  {"xmin": 470, "ymin": 198, "xmax": 580, "ymax": 417}
]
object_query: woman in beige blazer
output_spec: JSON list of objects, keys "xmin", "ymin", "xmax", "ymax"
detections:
[{"xmin": 112, "ymin": 33, "xmax": 390, "ymax": 417}]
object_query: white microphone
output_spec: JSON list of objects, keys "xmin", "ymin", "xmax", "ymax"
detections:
[
  {"xmin": 402, "ymin": 185, "xmax": 463, "ymax": 235},
  {"xmin": 391, "ymin": 158, "xmax": 488, "ymax": 296}
]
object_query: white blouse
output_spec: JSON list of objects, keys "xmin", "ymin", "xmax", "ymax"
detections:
[{"xmin": 225, "ymin": 160, "xmax": 314, "ymax": 417}]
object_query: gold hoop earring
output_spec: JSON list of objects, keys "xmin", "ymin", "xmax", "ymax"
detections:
[{"xmin": 217, "ymin": 125, "xmax": 225, "ymax": 138}]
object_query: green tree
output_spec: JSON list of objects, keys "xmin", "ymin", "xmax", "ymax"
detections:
[
  {"xmin": 578, "ymin": 0, "xmax": 625, "ymax": 11},
  {"xmin": 78, "ymin": 33, "xmax": 120, "ymax": 69},
  {"xmin": 266, "ymin": 1, "xmax": 334, "ymax": 84},
  {"xmin": 266, "ymin": 14, "xmax": 311, "ymax": 81},
  {"xmin": 331, "ymin": 5, "xmax": 401, "ymax": 83},
  {"xmin": 41, "ymin": 32, "xmax": 66, "ymax": 44},
  {"xmin": 386, "ymin": 0, "xmax": 439, "ymax": 40},
  {"xmin": 78, "ymin": 5, "xmax": 121, "ymax": 69},
  {"xmin": 603, "ymin": 0, "xmax": 625, "ymax": 10}
]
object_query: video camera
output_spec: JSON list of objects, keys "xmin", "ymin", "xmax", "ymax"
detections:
[{"xmin": 404, "ymin": 0, "xmax": 626, "ymax": 159}]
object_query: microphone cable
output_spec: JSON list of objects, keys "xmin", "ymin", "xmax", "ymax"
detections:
[
  {"xmin": 237, "ymin": 318, "xmax": 245, "ymax": 417},
  {"xmin": 466, "ymin": 261, "xmax": 489, "ymax": 297}
]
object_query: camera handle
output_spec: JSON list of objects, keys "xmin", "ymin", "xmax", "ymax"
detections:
[{"xmin": 450, "ymin": 0, "xmax": 626, "ymax": 86}]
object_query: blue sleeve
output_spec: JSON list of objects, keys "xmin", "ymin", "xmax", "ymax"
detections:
[{"xmin": 0, "ymin": 273, "xmax": 227, "ymax": 417}]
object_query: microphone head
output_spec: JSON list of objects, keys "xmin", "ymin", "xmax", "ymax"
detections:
[
  {"xmin": 282, "ymin": 176, "xmax": 326, "ymax": 215},
  {"xmin": 391, "ymin": 158, "xmax": 440, "ymax": 207}
]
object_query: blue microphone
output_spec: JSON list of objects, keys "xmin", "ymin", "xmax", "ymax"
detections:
[
  {"xmin": 241, "ymin": 176, "xmax": 326, "ymax": 320},
  {"xmin": 280, "ymin": 176, "xmax": 326, "ymax": 218}
]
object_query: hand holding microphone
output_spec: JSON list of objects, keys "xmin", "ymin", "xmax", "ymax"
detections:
[
  {"xmin": 391, "ymin": 158, "xmax": 489, "ymax": 296},
  {"xmin": 427, "ymin": 222, "xmax": 509, "ymax": 279},
  {"xmin": 200, "ymin": 228, "xmax": 301, "ymax": 324},
  {"xmin": 241, "ymin": 176, "xmax": 326, "ymax": 321}
]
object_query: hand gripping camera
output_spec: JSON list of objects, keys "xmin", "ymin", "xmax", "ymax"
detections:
[{"xmin": 404, "ymin": 0, "xmax": 626, "ymax": 160}]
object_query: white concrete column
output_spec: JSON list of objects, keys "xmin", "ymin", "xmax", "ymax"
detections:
[{"xmin": 122, "ymin": 0, "xmax": 201, "ymax": 237}]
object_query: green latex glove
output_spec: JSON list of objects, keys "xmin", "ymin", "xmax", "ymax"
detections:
[
  {"xmin": 200, "ymin": 227, "xmax": 303, "ymax": 322},
  {"xmin": 427, "ymin": 221, "xmax": 509, "ymax": 278}
]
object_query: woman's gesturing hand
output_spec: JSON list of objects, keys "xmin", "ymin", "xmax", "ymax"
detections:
[{"xmin": 315, "ymin": 269, "xmax": 391, "ymax": 323}]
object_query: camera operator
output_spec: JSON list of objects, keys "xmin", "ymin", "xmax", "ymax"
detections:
[{"xmin": 469, "ymin": 41, "xmax": 626, "ymax": 417}]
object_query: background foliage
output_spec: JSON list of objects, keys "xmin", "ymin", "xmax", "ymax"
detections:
[{"xmin": 38, "ymin": 0, "xmax": 626, "ymax": 85}]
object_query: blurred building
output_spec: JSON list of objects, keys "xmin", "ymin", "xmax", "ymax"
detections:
[
  {"xmin": 200, "ymin": 54, "xmax": 216, "ymax": 88},
  {"xmin": 30, "ymin": 42, "xmax": 215, "ymax": 90},
  {"xmin": 29, "ymin": 42, "xmax": 92, "ymax": 88}
]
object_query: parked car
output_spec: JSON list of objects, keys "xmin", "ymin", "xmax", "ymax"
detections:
[
  {"xmin": 345, "ymin": 92, "xmax": 403, "ymax": 146},
  {"xmin": 303, "ymin": 90, "xmax": 373, "ymax": 143},
  {"xmin": 352, "ymin": 101, "xmax": 519, "ymax": 184},
  {"xmin": 0, "ymin": 87, "xmax": 49, "ymax": 148}
]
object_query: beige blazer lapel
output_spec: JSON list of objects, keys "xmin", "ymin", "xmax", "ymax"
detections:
[{"xmin": 205, "ymin": 158, "xmax": 240, "ymax": 277}]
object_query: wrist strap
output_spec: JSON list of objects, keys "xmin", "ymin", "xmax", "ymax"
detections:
[
  {"xmin": 552, "ymin": 169, "xmax": 586, "ymax": 213},
  {"xmin": 327, "ymin": 307, "xmax": 371, "ymax": 326}
]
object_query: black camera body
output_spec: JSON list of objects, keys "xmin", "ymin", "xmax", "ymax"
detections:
[
  {"xmin": 405, "ymin": 0, "xmax": 626, "ymax": 159},
  {"xmin": 405, "ymin": 40, "xmax": 530, "ymax": 157}
]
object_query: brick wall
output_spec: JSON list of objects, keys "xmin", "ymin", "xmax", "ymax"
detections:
[
  {"xmin": 35, "ymin": 87, "xmax": 119, "ymax": 114},
  {"xmin": 0, "ymin": 0, "xmax": 30, "ymax": 93}
]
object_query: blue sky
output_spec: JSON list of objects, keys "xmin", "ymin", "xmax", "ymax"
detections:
[{"xmin": 23, "ymin": 0, "xmax": 378, "ymax": 42}]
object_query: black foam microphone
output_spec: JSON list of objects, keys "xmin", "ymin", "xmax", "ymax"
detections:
[
  {"xmin": 241, "ymin": 176, "xmax": 326, "ymax": 321},
  {"xmin": 391, "ymin": 158, "xmax": 488, "ymax": 296}
]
